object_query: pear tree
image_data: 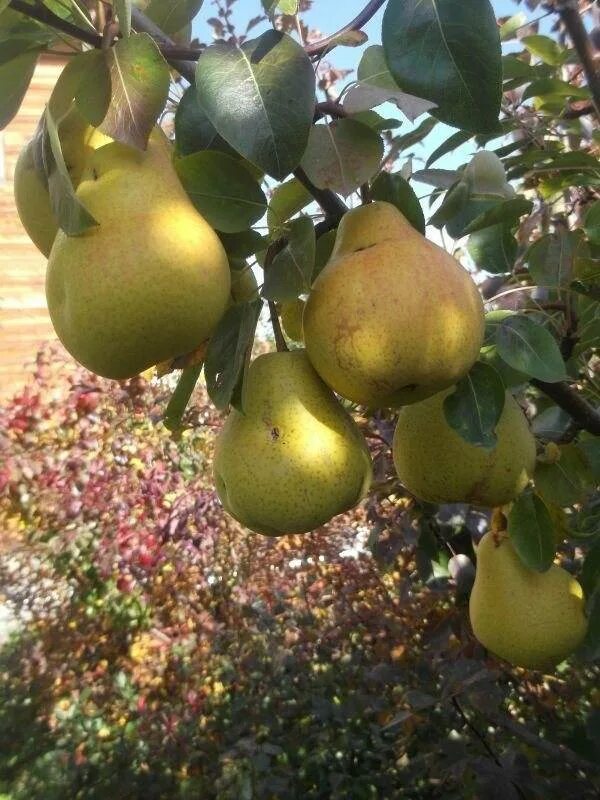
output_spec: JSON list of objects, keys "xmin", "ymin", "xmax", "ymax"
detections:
[{"xmin": 1, "ymin": 0, "xmax": 599, "ymax": 742}]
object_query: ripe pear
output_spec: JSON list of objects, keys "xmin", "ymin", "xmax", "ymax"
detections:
[
  {"xmin": 470, "ymin": 532, "xmax": 588, "ymax": 670},
  {"xmin": 280, "ymin": 298, "xmax": 305, "ymax": 342},
  {"xmin": 303, "ymin": 202, "xmax": 485, "ymax": 407},
  {"xmin": 213, "ymin": 350, "xmax": 372, "ymax": 536},
  {"xmin": 393, "ymin": 388, "xmax": 536, "ymax": 507},
  {"xmin": 229, "ymin": 259, "xmax": 259, "ymax": 304},
  {"xmin": 14, "ymin": 107, "xmax": 111, "ymax": 256},
  {"xmin": 46, "ymin": 130, "xmax": 230, "ymax": 379}
]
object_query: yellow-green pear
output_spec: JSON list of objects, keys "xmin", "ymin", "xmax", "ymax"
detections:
[
  {"xmin": 393, "ymin": 388, "xmax": 536, "ymax": 506},
  {"xmin": 14, "ymin": 107, "xmax": 111, "ymax": 256},
  {"xmin": 303, "ymin": 202, "xmax": 485, "ymax": 407},
  {"xmin": 470, "ymin": 532, "xmax": 588, "ymax": 670},
  {"xmin": 46, "ymin": 130, "xmax": 230, "ymax": 379},
  {"xmin": 213, "ymin": 350, "xmax": 372, "ymax": 536},
  {"xmin": 229, "ymin": 259, "xmax": 259, "ymax": 304},
  {"xmin": 280, "ymin": 298, "xmax": 305, "ymax": 342}
]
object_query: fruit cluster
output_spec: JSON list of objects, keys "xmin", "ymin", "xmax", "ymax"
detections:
[{"xmin": 14, "ymin": 119, "xmax": 588, "ymax": 672}]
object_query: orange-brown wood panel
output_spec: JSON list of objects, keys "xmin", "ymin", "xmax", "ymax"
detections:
[{"xmin": 0, "ymin": 56, "xmax": 67, "ymax": 400}]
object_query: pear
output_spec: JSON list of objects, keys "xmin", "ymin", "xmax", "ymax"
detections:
[
  {"xmin": 229, "ymin": 259, "xmax": 259, "ymax": 304},
  {"xmin": 470, "ymin": 532, "xmax": 588, "ymax": 670},
  {"xmin": 213, "ymin": 350, "xmax": 372, "ymax": 536},
  {"xmin": 14, "ymin": 107, "xmax": 111, "ymax": 256},
  {"xmin": 303, "ymin": 201, "xmax": 485, "ymax": 407},
  {"xmin": 393, "ymin": 388, "xmax": 536, "ymax": 507},
  {"xmin": 46, "ymin": 130, "xmax": 230, "ymax": 379},
  {"xmin": 280, "ymin": 298, "xmax": 305, "ymax": 342}
]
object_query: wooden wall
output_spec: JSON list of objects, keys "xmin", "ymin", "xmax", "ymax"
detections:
[{"xmin": 0, "ymin": 55, "xmax": 67, "ymax": 401}]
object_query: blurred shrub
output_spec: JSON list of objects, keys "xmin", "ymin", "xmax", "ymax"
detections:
[{"xmin": 0, "ymin": 347, "xmax": 598, "ymax": 799}]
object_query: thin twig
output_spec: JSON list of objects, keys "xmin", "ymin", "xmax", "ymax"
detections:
[
  {"xmin": 268, "ymin": 302, "xmax": 289, "ymax": 352},
  {"xmin": 305, "ymin": 0, "xmax": 387, "ymax": 59},
  {"xmin": 293, "ymin": 167, "xmax": 348, "ymax": 222},
  {"xmin": 452, "ymin": 697, "xmax": 503, "ymax": 767},
  {"xmin": 8, "ymin": 0, "xmax": 102, "ymax": 46}
]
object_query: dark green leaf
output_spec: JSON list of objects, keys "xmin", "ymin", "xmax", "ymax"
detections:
[
  {"xmin": 425, "ymin": 130, "xmax": 472, "ymax": 168},
  {"xmin": 531, "ymin": 406, "xmax": 573, "ymax": 441},
  {"xmin": 411, "ymin": 168, "xmax": 458, "ymax": 189},
  {"xmin": 443, "ymin": 361, "xmax": 506, "ymax": 448},
  {"xmin": 196, "ymin": 30, "xmax": 315, "ymax": 180},
  {"xmin": 0, "ymin": 45, "xmax": 38, "ymax": 130},
  {"xmin": 468, "ymin": 224, "xmax": 517, "ymax": 274},
  {"xmin": 174, "ymin": 85, "xmax": 235, "ymax": 157},
  {"xmin": 371, "ymin": 171, "xmax": 425, "ymax": 234},
  {"xmin": 508, "ymin": 492, "xmax": 556, "ymax": 572},
  {"xmin": 144, "ymin": 0, "xmax": 204, "ymax": 33},
  {"xmin": 584, "ymin": 201, "xmax": 600, "ymax": 246},
  {"xmin": 262, "ymin": 216, "xmax": 315, "ymax": 302},
  {"xmin": 581, "ymin": 542, "xmax": 600, "ymax": 597},
  {"xmin": 175, "ymin": 150, "xmax": 267, "ymax": 233},
  {"xmin": 44, "ymin": 106, "xmax": 98, "ymax": 235},
  {"xmin": 535, "ymin": 444, "xmax": 596, "ymax": 507},
  {"xmin": 526, "ymin": 229, "xmax": 583, "ymax": 287},
  {"xmin": 100, "ymin": 33, "xmax": 170, "ymax": 149},
  {"xmin": 462, "ymin": 197, "xmax": 532, "ymax": 235},
  {"xmin": 219, "ymin": 230, "xmax": 266, "ymax": 259},
  {"xmin": 313, "ymin": 228, "xmax": 336, "ymax": 281},
  {"xmin": 163, "ymin": 364, "xmax": 203, "ymax": 432},
  {"xmin": 389, "ymin": 115, "xmax": 438, "ymax": 153},
  {"xmin": 205, "ymin": 299, "xmax": 262, "ymax": 411},
  {"xmin": 429, "ymin": 180, "xmax": 469, "ymax": 229},
  {"xmin": 349, "ymin": 109, "xmax": 402, "ymax": 132},
  {"xmin": 267, "ymin": 178, "xmax": 313, "ymax": 237},
  {"xmin": 75, "ymin": 49, "xmax": 111, "ymax": 128},
  {"xmin": 495, "ymin": 314, "xmax": 567, "ymax": 383},
  {"xmin": 300, "ymin": 119, "xmax": 383, "ymax": 197},
  {"xmin": 579, "ymin": 590, "xmax": 600, "ymax": 662},
  {"xmin": 382, "ymin": 0, "xmax": 502, "ymax": 133}
]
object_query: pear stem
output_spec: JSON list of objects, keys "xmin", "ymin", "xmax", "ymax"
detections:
[
  {"xmin": 293, "ymin": 167, "xmax": 347, "ymax": 223},
  {"xmin": 268, "ymin": 302, "xmax": 288, "ymax": 353}
]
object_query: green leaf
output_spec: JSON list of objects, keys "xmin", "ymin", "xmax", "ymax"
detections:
[
  {"xmin": 522, "ymin": 78, "xmax": 590, "ymax": 102},
  {"xmin": 508, "ymin": 492, "xmax": 556, "ymax": 572},
  {"xmin": 443, "ymin": 361, "xmax": 506, "ymax": 448},
  {"xmin": 261, "ymin": 0, "xmax": 298, "ymax": 17},
  {"xmin": 163, "ymin": 364, "xmax": 203, "ymax": 432},
  {"xmin": 526, "ymin": 229, "xmax": 583, "ymax": 287},
  {"xmin": 262, "ymin": 216, "xmax": 315, "ymax": 302},
  {"xmin": 75, "ymin": 49, "xmax": 111, "ymax": 128},
  {"xmin": 462, "ymin": 197, "xmax": 533, "ymax": 235},
  {"xmin": 174, "ymin": 84, "xmax": 235, "ymax": 157},
  {"xmin": 267, "ymin": 178, "xmax": 313, "ymax": 237},
  {"xmin": 300, "ymin": 119, "xmax": 383, "ymax": 197},
  {"xmin": 144, "ymin": 0, "xmax": 204, "ymax": 33},
  {"xmin": 205, "ymin": 299, "xmax": 262, "ymax": 411},
  {"xmin": 581, "ymin": 542, "xmax": 600, "ymax": 597},
  {"xmin": 347, "ymin": 45, "xmax": 437, "ymax": 120},
  {"xmin": 0, "ymin": 45, "xmax": 38, "ymax": 130},
  {"xmin": 370, "ymin": 171, "xmax": 425, "ymax": 234},
  {"xmin": 219, "ymin": 230, "xmax": 266, "ymax": 259},
  {"xmin": 44, "ymin": 106, "xmax": 98, "ymax": 235},
  {"xmin": 535, "ymin": 444, "xmax": 596, "ymax": 507},
  {"xmin": 100, "ymin": 33, "xmax": 170, "ymax": 149},
  {"xmin": 425, "ymin": 130, "xmax": 472, "ymax": 168},
  {"xmin": 521, "ymin": 34, "xmax": 566, "ymax": 66},
  {"xmin": 196, "ymin": 30, "xmax": 315, "ymax": 180},
  {"xmin": 115, "ymin": 0, "xmax": 132, "ymax": 37},
  {"xmin": 468, "ymin": 224, "xmax": 516, "ymax": 275},
  {"xmin": 382, "ymin": 0, "xmax": 502, "ymax": 133},
  {"xmin": 389, "ymin": 115, "xmax": 438, "ymax": 153},
  {"xmin": 313, "ymin": 228, "xmax": 336, "ymax": 281},
  {"xmin": 429, "ymin": 180, "xmax": 470, "ymax": 229},
  {"xmin": 349, "ymin": 109, "xmax": 402, "ymax": 132},
  {"xmin": 499, "ymin": 12, "xmax": 527, "ymax": 41},
  {"xmin": 495, "ymin": 315, "xmax": 567, "ymax": 383},
  {"xmin": 579, "ymin": 590, "xmax": 600, "ymax": 661},
  {"xmin": 175, "ymin": 150, "xmax": 267, "ymax": 233},
  {"xmin": 584, "ymin": 201, "xmax": 600, "ymax": 246}
]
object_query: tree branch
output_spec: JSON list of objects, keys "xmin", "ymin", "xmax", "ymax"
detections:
[
  {"xmin": 8, "ymin": 0, "xmax": 102, "ymax": 47},
  {"xmin": 293, "ymin": 167, "xmax": 348, "ymax": 223},
  {"xmin": 130, "ymin": 8, "xmax": 197, "ymax": 83},
  {"xmin": 314, "ymin": 100, "xmax": 347, "ymax": 121},
  {"xmin": 531, "ymin": 379, "xmax": 600, "ymax": 436},
  {"xmin": 554, "ymin": 0, "xmax": 600, "ymax": 120},
  {"xmin": 305, "ymin": 0, "xmax": 388, "ymax": 59},
  {"xmin": 485, "ymin": 708, "xmax": 600, "ymax": 777}
]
